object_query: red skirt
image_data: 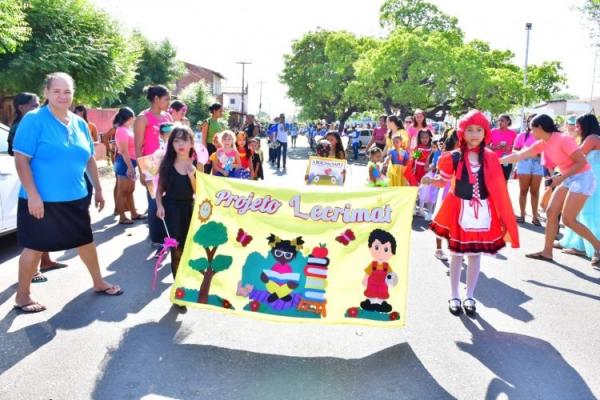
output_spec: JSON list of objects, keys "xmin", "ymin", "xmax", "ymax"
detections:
[{"xmin": 430, "ymin": 193, "xmax": 506, "ymax": 255}]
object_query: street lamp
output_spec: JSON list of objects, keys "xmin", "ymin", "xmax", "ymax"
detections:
[
  {"xmin": 520, "ymin": 22, "xmax": 532, "ymax": 131},
  {"xmin": 236, "ymin": 61, "xmax": 251, "ymax": 120}
]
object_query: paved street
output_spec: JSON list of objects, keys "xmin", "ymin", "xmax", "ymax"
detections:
[{"xmin": 1, "ymin": 136, "xmax": 599, "ymax": 399}]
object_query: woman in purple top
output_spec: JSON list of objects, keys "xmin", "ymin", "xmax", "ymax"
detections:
[{"xmin": 366, "ymin": 115, "xmax": 388, "ymax": 151}]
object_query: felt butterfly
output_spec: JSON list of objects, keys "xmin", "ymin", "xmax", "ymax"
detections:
[
  {"xmin": 335, "ymin": 229, "xmax": 355, "ymax": 246},
  {"xmin": 236, "ymin": 228, "xmax": 253, "ymax": 247}
]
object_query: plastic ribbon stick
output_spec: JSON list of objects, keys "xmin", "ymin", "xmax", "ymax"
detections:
[{"xmin": 152, "ymin": 219, "xmax": 179, "ymax": 290}]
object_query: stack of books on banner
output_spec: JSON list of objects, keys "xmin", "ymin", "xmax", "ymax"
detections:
[{"xmin": 303, "ymin": 254, "xmax": 329, "ymax": 303}]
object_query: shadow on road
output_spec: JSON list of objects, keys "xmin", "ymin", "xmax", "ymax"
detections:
[
  {"xmin": 527, "ymin": 279, "xmax": 600, "ymax": 302},
  {"xmin": 0, "ymin": 237, "xmax": 172, "ymax": 375},
  {"xmin": 92, "ymin": 309, "xmax": 454, "ymax": 400},
  {"xmin": 457, "ymin": 315, "xmax": 594, "ymax": 400}
]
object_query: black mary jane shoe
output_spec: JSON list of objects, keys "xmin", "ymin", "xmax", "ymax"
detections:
[
  {"xmin": 448, "ymin": 298, "xmax": 462, "ymax": 316},
  {"xmin": 463, "ymin": 298, "xmax": 477, "ymax": 316}
]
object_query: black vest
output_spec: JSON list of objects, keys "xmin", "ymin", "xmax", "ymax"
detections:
[{"xmin": 452, "ymin": 152, "xmax": 489, "ymax": 200}]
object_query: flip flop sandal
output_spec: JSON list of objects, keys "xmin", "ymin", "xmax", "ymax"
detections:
[
  {"xmin": 131, "ymin": 214, "xmax": 147, "ymax": 220},
  {"xmin": 516, "ymin": 216, "xmax": 525, "ymax": 223},
  {"xmin": 525, "ymin": 252, "xmax": 554, "ymax": 262},
  {"xmin": 94, "ymin": 286, "xmax": 124, "ymax": 296},
  {"xmin": 31, "ymin": 273, "xmax": 48, "ymax": 283},
  {"xmin": 562, "ymin": 248, "xmax": 586, "ymax": 256},
  {"xmin": 531, "ymin": 218, "xmax": 542, "ymax": 226},
  {"xmin": 39, "ymin": 262, "xmax": 68, "ymax": 273},
  {"xmin": 118, "ymin": 219, "xmax": 134, "ymax": 225},
  {"xmin": 552, "ymin": 241, "xmax": 564, "ymax": 250},
  {"xmin": 13, "ymin": 302, "xmax": 47, "ymax": 313},
  {"xmin": 592, "ymin": 251, "xmax": 600, "ymax": 266}
]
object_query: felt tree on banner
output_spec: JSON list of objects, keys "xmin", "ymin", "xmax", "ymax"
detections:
[{"xmin": 189, "ymin": 221, "xmax": 232, "ymax": 304}]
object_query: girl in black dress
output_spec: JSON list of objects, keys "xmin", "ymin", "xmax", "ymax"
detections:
[
  {"xmin": 249, "ymin": 138, "xmax": 264, "ymax": 180},
  {"xmin": 156, "ymin": 126, "xmax": 197, "ymax": 279}
]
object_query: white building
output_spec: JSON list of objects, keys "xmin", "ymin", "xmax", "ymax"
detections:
[{"xmin": 222, "ymin": 90, "xmax": 249, "ymax": 114}]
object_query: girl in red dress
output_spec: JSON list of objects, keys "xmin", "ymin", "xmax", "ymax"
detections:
[
  {"xmin": 405, "ymin": 129, "xmax": 433, "ymax": 187},
  {"xmin": 422, "ymin": 110, "xmax": 519, "ymax": 316}
]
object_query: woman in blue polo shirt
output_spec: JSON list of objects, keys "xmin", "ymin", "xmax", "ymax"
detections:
[{"xmin": 12, "ymin": 72, "xmax": 122, "ymax": 313}]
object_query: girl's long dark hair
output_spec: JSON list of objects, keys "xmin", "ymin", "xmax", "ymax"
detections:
[
  {"xmin": 577, "ymin": 114, "xmax": 600, "ymax": 141},
  {"xmin": 157, "ymin": 126, "xmax": 195, "ymax": 193},
  {"xmin": 387, "ymin": 115, "xmax": 404, "ymax": 139},
  {"xmin": 326, "ymin": 131, "xmax": 346, "ymax": 159},
  {"xmin": 12, "ymin": 93, "xmax": 38, "ymax": 126},
  {"xmin": 74, "ymin": 105, "xmax": 88, "ymax": 122},
  {"xmin": 524, "ymin": 113, "xmax": 537, "ymax": 140},
  {"xmin": 530, "ymin": 114, "xmax": 558, "ymax": 134},
  {"xmin": 417, "ymin": 129, "xmax": 433, "ymax": 148}
]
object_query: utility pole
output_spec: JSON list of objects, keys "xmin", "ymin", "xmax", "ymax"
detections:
[
  {"xmin": 257, "ymin": 81, "xmax": 266, "ymax": 114},
  {"xmin": 520, "ymin": 22, "xmax": 532, "ymax": 131},
  {"xmin": 591, "ymin": 47, "xmax": 598, "ymax": 113},
  {"xmin": 236, "ymin": 61, "xmax": 251, "ymax": 121}
]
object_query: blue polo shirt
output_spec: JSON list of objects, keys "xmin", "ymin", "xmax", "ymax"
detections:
[{"xmin": 13, "ymin": 106, "xmax": 94, "ymax": 202}]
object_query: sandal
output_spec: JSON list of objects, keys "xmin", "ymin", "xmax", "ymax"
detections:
[
  {"xmin": 516, "ymin": 216, "xmax": 525, "ymax": 223},
  {"xmin": 31, "ymin": 272, "xmax": 48, "ymax": 283},
  {"xmin": 131, "ymin": 214, "xmax": 147, "ymax": 220},
  {"xmin": 94, "ymin": 286, "xmax": 124, "ymax": 296},
  {"xmin": 592, "ymin": 250, "xmax": 600, "ymax": 266},
  {"xmin": 463, "ymin": 298, "xmax": 477, "ymax": 316},
  {"xmin": 525, "ymin": 252, "xmax": 554, "ymax": 262},
  {"xmin": 531, "ymin": 218, "xmax": 542, "ymax": 226},
  {"xmin": 13, "ymin": 302, "xmax": 47, "ymax": 314},
  {"xmin": 552, "ymin": 241, "xmax": 564, "ymax": 250},
  {"xmin": 562, "ymin": 248, "xmax": 586, "ymax": 256},
  {"xmin": 448, "ymin": 298, "xmax": 462, "ymax": 315},
  {"xmin": 39, "ymin": 262, "xmax": 68, "ymax": 273},
  {"xmin": 118, "ymin": 219, "xmax": 134, "ymax": 225}
]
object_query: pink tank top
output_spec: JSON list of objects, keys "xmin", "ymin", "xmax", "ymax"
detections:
[{"xmin": 142, "ymin": 110, "xmax": 173, "ymax": 156}]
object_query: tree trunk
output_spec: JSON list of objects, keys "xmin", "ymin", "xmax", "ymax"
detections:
[
  {"xmin": 382, "ymin": 99, "xmax": 393, "ymax": 115},
  {"xmin": 338, "ymin": 106, "xmax": 357, "ymax": 132},
  {"xmin": 198, "ymin": 268, "xmax": 215, "ymax": 303}
]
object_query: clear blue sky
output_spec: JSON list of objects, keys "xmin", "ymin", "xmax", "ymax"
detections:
[{"xmin": 93, "ymin": 0, "xmax": 598, "ymax": 118}]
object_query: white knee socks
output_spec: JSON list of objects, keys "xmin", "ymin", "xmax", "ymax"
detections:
[{"xmin": 449, "ymin": 254, "xmax": 482, "ymax": 299}]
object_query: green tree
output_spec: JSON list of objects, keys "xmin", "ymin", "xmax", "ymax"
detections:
[
  {"xmin": 0, "ymin": 0, "xmax": 141, "ymax": 104},
  {"xmin": 0, "ymin": 0, "xmax": 31, "ymax": 55},
  {"xmin": 579, "ymin": 0, "xmax": 600, "ymax": 46},
  {"xmin": 105, "ymin": 32, "xmax": 184, "ymax": 112},
  {"xmin": 179, "ymin": 81, "xmax": 214, "ymax": 127},
  {"xmin": 379, "ymin": 0, "xmax": 461, "ymax": 34},
  {"xmin": 189, "ymin": 222, "xmax": 232, "ymax": 304},
  {"xmin": 281, "ymin": 30, "xmax": 377, "ymax": 129}
]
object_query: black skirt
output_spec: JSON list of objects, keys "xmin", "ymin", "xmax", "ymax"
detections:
[{"xmin": 17, "ymin": 197, "xmax": 93, "ymax": 252}]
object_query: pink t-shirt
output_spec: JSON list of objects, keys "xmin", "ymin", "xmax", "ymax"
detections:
[
  {"xmin": 490, "ymin": 128, "xmax": 517, "ymax": 157},
  {"xmin": 115, "ymin": 126, "xmax": 136, "ymax": 160},
  {"xmin": 141, "ymin": 110, "xmax": 172, "ymax": 156},
  {"xmin": 530, "ymin": 133, "xmax": 590, "ymax": 173},
  {"xmin": 513, "ymin": 132, "xmax": 537, "ymax": 150},
  {"xmin": 373, "ymin": 126, "xmax": 387, "ymax": 142}
]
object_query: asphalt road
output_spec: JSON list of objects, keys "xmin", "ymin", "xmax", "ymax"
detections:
[{"xmin": 1, "ymin": 136, "xmax": 599, "ymax": 399}]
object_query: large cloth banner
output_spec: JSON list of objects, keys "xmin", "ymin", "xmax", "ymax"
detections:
[{"xmin": 171, "ymin": 173, "xmax": 418, "ymax": 327}]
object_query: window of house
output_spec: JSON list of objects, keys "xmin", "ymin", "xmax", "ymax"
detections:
[{"xmin": 230, "ymin": 98, "xmax": 236, "ymax": 105}]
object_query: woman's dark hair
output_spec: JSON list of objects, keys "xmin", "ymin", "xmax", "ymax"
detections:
[
  {"xmin": 413, "ymin": 109, "xmax": 427, "ymax": 129},
  {"xmin": 157, "ymin": 125, "xmax": 195, "ymax": 193},
  {"xmin": 209, "ymin": 103, "xmax": 222, "ymax": 113},
  {"xmin": 417, "ymin": 129, "xmax": 433, "ymax": 147},
  {"xmin": 74, "ymin": 105, "xmax": 88, "ymax": 122},
  {"xmin": 444, "ymin": 130, "xmax": 458, "ymax": 151},
  {"xmin": 387, "ymin": 115, "xmax": 404, "ymax": 139},
  {"xmin": 112, "ymin": 107, "xmax": 135, "ymax": 127},
  {"xmin": 12, "ymin": 92, "xmax": 38, "ymax": 126},
  {"xmin": 524, "ymin": 113, "xmax": 537, "ymax": 140},
  {"xmin": 325, "ymin": 131, "xmax": 346, "ymax": 159},
  {"xmin": 577, "ymin": 113, "xmax": 600, "ymax": 141},
  {"xmin": 144, "ymin": 85, "xmax": 169, "ymax": 103},
  {"xmin": 236, "ymin": 131, "xmax": 250, "ymax": 162},
  {"xmin": 530, "ymin": 114, "xmax": 560, "ymax": 134},
  {"xmin": 170, "ymin": 100, "xmax": 186, "ymax": 112},
  {"xmin": 498, "ymin": 114, "xmax": 512, "ymax": 127}
]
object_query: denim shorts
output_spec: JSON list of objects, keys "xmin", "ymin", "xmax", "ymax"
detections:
[
  {"xmin": 561, "ymin": 170, "xmax": 597, "ymax": 196},
  {"xmin": 114, "ymin": 154, "xmax": 137, "ymax": 178},
  {"xmin": 516, "ymin": 157, "xmax": 544, "ymax": 176}
]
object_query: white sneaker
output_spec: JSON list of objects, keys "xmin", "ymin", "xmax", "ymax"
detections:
[
  {"xmin": 424, "ymin": 211, "xmax": 432, "ymax": 221},
  {"xmin": 434, "ymin": 249, "xmax": 448, "ymax": 261}
]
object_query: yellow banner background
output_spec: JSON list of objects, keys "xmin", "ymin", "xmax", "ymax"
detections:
[{"xmin": 171, "ymin": 173, "xmax": 417, "ymax": 327}]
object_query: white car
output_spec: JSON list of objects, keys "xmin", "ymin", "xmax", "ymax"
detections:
[
  {"xmin": 359, "ymin": 129, "xmax": 373, "ymax": 148},
  {"xmin": 0, "ymin": 123, "xmax": 19, "ymax": 236}
]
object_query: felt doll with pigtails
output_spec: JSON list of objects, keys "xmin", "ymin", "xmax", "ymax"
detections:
[{"xmin": 260, "ymin": 234, "xmax": 305, "ymax": 303}]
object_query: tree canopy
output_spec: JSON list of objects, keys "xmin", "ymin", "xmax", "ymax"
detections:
[
  {"xmin": 104, "ymin": 32, "xmax": 184, "ymax": 112},
  {"xmin": 282, "ymin": 0, "xmax": 565, "ymax": 122},
  {"xmin": 0, "ymin": 0, "xmax": 141, "ymax": 104},
  {"xmin": 179, "ymin": 81, "xmax": 213, "ymax": 127},
  {"xmin": 0, "ymin": 0, "xmax": 31, "ymax": 55}
]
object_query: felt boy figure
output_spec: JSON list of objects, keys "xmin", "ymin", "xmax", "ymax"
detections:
[{"xmin": 361, "ymin": 229, "xmax": 398, "ymax": 313}]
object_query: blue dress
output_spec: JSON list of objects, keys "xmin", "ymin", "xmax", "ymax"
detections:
[{"xmin": 559, "ymin": 150, "xmax": 600, "ymax": 257}]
